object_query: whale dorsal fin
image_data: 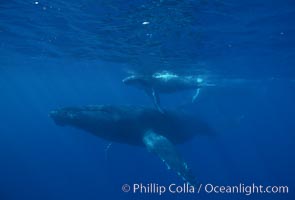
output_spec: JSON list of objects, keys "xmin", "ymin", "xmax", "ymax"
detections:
[{"xmin": 142, "ymin": 130, "xmax": 196, "ymax": 185}]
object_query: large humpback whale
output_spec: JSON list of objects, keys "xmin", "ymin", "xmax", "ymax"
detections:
[
  {"xmin": 122, "ymin": 71, "xmax": 215, "ymax": 113},
  {"xmin": 50, "ymin": 105, "xmax": 213, "ymax": 185}
]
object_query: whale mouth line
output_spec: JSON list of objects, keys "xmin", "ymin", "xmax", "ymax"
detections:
[
  {"xmin": 122, "ymin": 75, "xmax": 146, "ymax": 85},
  {"xmin": 122, "ymin": 76, "xmax": 135, "ymax": 83}
]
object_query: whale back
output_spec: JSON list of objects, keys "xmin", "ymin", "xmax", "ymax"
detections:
[{"xmin": 50, "ymin": 105, "xmax": 212, "ymax": 145}]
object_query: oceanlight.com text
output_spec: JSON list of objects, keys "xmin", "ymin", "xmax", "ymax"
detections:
[{"xmin": 122, "ymin": 183, "xmax": 289, "ymax": 196}]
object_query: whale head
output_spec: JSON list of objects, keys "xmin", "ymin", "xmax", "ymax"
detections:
[
  {"xmin": 50, "ymin": 107, "xmax": 82, "ymax": 126},
  {"xmin": 49, "ymin": 105, "xmax": 121, "ymax": 131},
  {"xmin": 122, "ymin": 75, "xmax": 149, "ymax": 88},
  {"xmin": 50, "ymin": 105, "xmax": 151, "ymax": 144}
]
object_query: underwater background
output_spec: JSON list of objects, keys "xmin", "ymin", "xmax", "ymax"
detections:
[{"xmin": 0, "ymin": 0, "xmax": 294, "ymax": 199}]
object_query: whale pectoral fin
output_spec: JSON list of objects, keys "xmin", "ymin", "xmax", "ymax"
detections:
[
  {"xmin": 143, "ymin": 130, "xmax": 196, "ymax": 185},
  {"xmin": 145, "ymin": 88, "xmax": 164, "ymax": 114},
  {"xmin": 192, "ymin": 88, "xmax": 201, "ymax": 103},
  {"xmin": 104, "ymin": 142, "xmax": 113, "ymax": 161},
  {"xmin": 151, "ymin": 89, "xmax": 165, "ymax": 114}
]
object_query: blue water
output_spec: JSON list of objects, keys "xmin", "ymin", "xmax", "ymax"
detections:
[{"xmin": 0, "ymin": 0, "xmax": 294, "ymax": 199}]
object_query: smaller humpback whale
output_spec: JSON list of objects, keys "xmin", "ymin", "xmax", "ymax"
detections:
[
  {"xmin": 122, "ymin": 71, "xmax": 214, "ymax": 113},
  {"xmin": 50, "ymin": 105, "xmax": 213, "ymax": 185}
]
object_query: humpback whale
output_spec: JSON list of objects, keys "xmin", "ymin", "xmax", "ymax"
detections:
[
  {"xmin": 122, "ymin": 71, "xmax": 214, "ymax": 113},
  {"xmin": 50, "ymin": 105, "xmax": 213, "ymax": 185}
]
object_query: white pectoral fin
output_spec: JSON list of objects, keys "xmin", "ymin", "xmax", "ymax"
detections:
[
  {"xmin": 142, "ymin": 130, "xmax": 196, "ymax": 185},
  {"xmin": 145, "ymin": 88, "xmax": 164, "ymax": 113},
  {"xmin": 152, "ymin": 89, "xmax": 165, "ymax": 114},
  {"xmin": 192, "ymin": 88, "xmax": 201, "ymax": 103}
]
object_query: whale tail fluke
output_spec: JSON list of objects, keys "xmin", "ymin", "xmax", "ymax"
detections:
[{"xmin": 143, "ymin": 130, "xmax": 197, "ymax": 185}]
